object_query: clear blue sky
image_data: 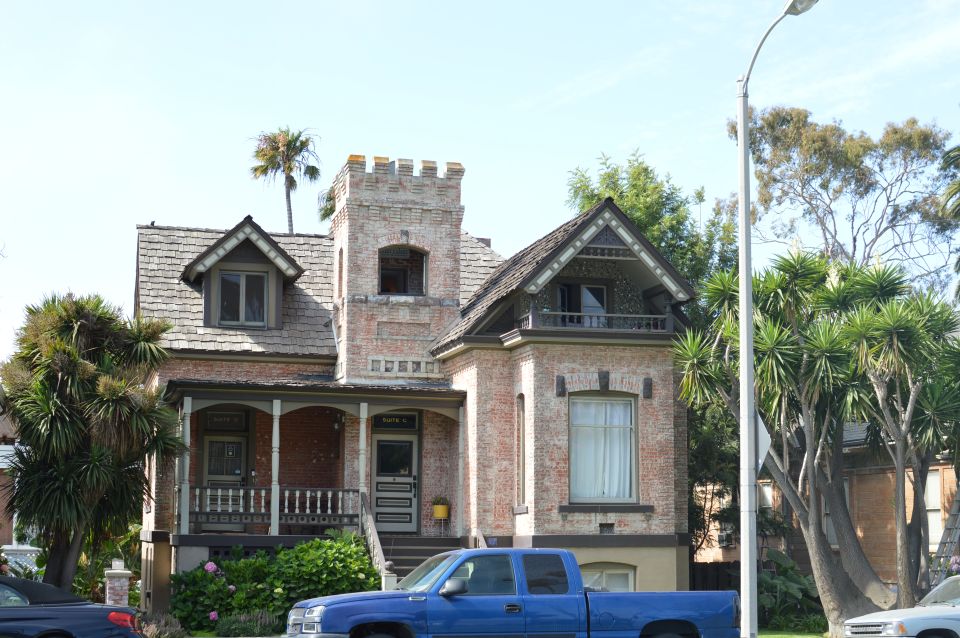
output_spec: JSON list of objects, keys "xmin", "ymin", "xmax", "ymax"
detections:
[{"xmin": 2, "ymin": 1, "xmax": 959, "ymax": 360}]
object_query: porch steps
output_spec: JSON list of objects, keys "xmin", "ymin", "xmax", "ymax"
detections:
[{"xmin": 379, "ymin": 535, "xmax": 463, "ymax": 577}]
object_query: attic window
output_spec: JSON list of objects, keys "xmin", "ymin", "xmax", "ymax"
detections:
[
  {"xmin": 379, "ymin": 246, "xmax": 426, "ymax": 295},
  {"xmin": 220, "ymin": 272, "xmax": 266, "ymax": 327}
]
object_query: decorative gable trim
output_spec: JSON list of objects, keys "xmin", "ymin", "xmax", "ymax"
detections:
[
  {"xmin": 181, "ymin": 216, "xmax": 305, "ymax": 283},
  {"xmin": 521, "ymin": 201, "xmax": 693, "ymax": 302}
]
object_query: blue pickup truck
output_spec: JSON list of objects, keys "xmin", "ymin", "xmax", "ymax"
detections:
[{"xmin": 285, "ymin": 548, "xmax": 739, "ymax": 638}]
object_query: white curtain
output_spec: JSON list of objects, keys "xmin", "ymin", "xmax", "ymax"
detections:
[{"xmin": 570, "ymin": 399, "xmax": 633, "ymax": 500}]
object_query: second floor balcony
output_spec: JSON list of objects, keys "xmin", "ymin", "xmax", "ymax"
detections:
[{"xmin": 518, "ymin": 310, "xmax": 672, "ymax": 333}]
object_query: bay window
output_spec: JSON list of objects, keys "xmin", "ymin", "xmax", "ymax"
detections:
[{"xmin": 569, "ymin": 396, "xmax": 635, "ymax": 502}]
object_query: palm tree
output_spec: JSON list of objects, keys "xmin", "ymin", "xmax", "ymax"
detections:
[
  {"xmin": 251, "ymin": 127, "xmax": 321, "ymax": 234},
  {"xmin": 0, "ymin": 294, "xmax": 183, "ymax": 590},
  {"xmin": 942, "ymin": 145, "xmax": 960, "ymax": 298}
]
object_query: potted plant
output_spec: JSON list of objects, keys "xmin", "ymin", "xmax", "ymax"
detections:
[{"xmin": 432, "ymin": 496, "xmax": 450, "ymax": 520}]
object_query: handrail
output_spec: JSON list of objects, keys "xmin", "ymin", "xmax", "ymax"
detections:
[
  {"xmin": 474, "ymin": 528, "xmax": 488, "ymax": 549},
  {"xmin": 360, "ymin": 493, "xmax": 395, "ymax": 589}
]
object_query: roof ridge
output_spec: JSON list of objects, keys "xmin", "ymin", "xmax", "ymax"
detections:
[{"xmin": 137, "ymin": 223, "xmax": 331, "ymax": 239}]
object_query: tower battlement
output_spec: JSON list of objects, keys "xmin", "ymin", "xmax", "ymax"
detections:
[{"xmin": 331, "ymin": 155, "xmax": 465, "ymax": 217}]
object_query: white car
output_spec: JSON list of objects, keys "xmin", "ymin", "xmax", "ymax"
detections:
[{"xmin": 845, "ymin": 576, "xmax": 960, "ymax": 638}]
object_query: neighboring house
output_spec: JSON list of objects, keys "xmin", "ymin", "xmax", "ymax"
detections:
[
  {"xmin": 694, "ymin": 423, "xmax": 957, "ymax": 586},
  {"xmin": 138, "ymin": 155, "xmax": 695, "ymax": 612}
]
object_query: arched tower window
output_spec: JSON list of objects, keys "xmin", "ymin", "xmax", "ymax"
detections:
[{"xmin": 379, "ymin": 246, "xmax": 427, "ymax": 295}]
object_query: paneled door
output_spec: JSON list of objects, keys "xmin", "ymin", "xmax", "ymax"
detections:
[
  {"xmin": 371, "ymin": 433, "xmax": 419, "ymax": 532},
  {"xmin": 203, "ymin": 436, "xmax": 246, "ymax": 531}
]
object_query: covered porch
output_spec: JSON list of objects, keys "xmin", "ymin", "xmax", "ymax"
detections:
[{"xmin": 165, "ymin": 380, "xmax": 466, "ymax": 545}]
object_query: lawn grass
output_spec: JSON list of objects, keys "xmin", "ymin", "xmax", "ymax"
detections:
[{"xmin": 760, "ymin": 631, "xmax": 826, "ymax": 638}]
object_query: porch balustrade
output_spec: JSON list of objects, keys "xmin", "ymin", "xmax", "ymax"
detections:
[
  {"xmin": 519, "ymin": 310, "xmax": 669, "ymax": 332},
  {"xmin": 185, "ymin": 485, "xmax": 360, "ymax": 533}
]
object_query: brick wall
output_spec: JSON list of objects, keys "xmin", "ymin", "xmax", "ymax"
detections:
[
  {"xmin": 331, "ymin": 156, "xmax": 464, "ymax": 383},
  {"xmin": 157, "ymin": 357, "xmax": 333, "ymax": 386},
  {"xmin": 447, "ymin": 343, "xmax": 686, "ymax": 539},
  {"xmin": 419, "ymin": 411, "xmax": 458, "ymax": 536},
  {"xmin": 0, "ymin": 471, "xmax": 12, "ymax": 545}
]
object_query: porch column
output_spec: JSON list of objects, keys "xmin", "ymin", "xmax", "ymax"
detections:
[
  {"xmin": 270, "ymin": 400, "xmax": 281, "ymax": 536},
  {"xmin": 456, "ymin": 406, "xmax": 465, "ymax": 538},
  {"xmin": 358, "ymin": 402, "xmax": 369, "ymax": 495},
  {"xmin": 178, "ymin": 397, "xmax": 193, "ymax": 536}
]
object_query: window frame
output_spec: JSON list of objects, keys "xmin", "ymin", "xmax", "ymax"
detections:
[
  {"xmin": 447, "ymin": 554, "xmax": 517, "ymax": 596},
  {"xmin": 377, "ymin": 245, "xmax": 428, "ymax": 296},
  {"xmin": 568, "ymin": 393, "xmax": 637, "ymax": 504},
  {"xmin": 580, "ymin": 563, "xmax": 635, "ymax": 592},
  {"xmin": 218, "ymin": 270, "xmax": 268, "ymax": 328},
  {"xmin": 927, "ymin": 469, "xmax": 943, "ymax": 552},
  {"xmin": 517, "ymin": 394, "xmax": 526, "ymax": 506}
]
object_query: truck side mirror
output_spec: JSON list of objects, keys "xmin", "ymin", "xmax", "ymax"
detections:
[{"xmin": 439, "ymin": 578, "xmax": 468, "ymax": 597}]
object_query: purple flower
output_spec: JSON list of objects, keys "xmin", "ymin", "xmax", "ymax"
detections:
[
  {"xmin": 209, "ymin": 611, "xmax": 219, "ymax": 622},
  {"xmin": 228, "ymin": 584, "xmax": 236, "ymax": 593},
  {"xmin": 204, "ymin": 561, "xmax": 218, "ymax": 573}
]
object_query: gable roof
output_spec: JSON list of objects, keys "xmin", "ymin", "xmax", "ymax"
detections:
[
  {"xmin": 431, "ymin": 197, "xmax": 694, "ymax": 355},
  {"xmin": 135, "ymin": 224, "xmax": 501, "ymax": 358},
  {"xmin": 181, "ymin": 215, "xmax": 305, "ymax": 283}
]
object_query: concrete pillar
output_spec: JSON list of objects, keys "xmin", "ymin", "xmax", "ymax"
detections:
[
  {"xmin": 178, "ymin": 397, "xmax": 192, "ymax": 536},
  {"xmin": 358, "ymin": 403, "xmax": 369, "ymax": 495},
  {"xmin": 105, "ymin": 559, "xmax": 133, "ymax": 607},
  {"xmin": 456, "ymin": 406, "xmax": 465, "ymax": 538},
  {"xmin": 270, "ymin": 400, "xmax": 281, "ymax": 536}
]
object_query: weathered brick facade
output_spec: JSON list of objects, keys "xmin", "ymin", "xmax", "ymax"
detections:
[{"xmin": 139, "ymin": 154, "xmax": 695, "ymax": 607}]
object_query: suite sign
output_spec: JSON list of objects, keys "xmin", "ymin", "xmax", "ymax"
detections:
[{"xmin": 372, "ymin": 414, "xmax": 418, "ymax": 430}]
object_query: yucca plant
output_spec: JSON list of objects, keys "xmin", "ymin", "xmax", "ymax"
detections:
[{"xmin": 0, "ymin": 293, "xmax": 184, "ymax": 591}]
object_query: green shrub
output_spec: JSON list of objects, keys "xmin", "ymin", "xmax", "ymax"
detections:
[
  {"xmin": 141, "ymin": 612, "xmax": 189, "ymax": 638},
  {"xmin": 215, "ymin": 610, "xmax": 282, "ymax": 637},
  {"xmin": 171, "ymin": 533, "xmax": 378, "ymax": 631},
  {"xmin": 758, "ymin": 549, "xmax": 824, "ymax": 630}
]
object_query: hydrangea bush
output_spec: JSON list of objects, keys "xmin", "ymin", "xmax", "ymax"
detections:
[{"xmin": 170, "ymin": 534, "xmax": 378, "ymax": 632}]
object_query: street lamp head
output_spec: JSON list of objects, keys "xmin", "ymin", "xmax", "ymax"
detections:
[{"xmin": 783, "ymin": 0, "xmax": 818, "ymax": 15}]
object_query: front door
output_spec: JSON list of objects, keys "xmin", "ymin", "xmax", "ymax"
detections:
[
  {"xmin": 203, "ymin": 435, "xmax": 246, "ymax": 531},
  {"xmin": 371, "ymin": 432, "xmax": 419, "ymax": 532}
]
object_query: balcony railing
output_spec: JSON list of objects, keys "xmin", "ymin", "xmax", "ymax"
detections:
[
  {"xmin": 187, "ymin": 485, "xmax": 360, "ymax": 532},
  {"xmin": 519, "ymin": 311, "xmax": 670, "ymax": 332}
]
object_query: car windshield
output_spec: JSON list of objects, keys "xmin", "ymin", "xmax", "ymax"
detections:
[
  {"xmin": 920, "ymin": 578, "xmax": 960, "ymax": 606},
  {"xmin": 396, "ymin": 553, "xmax": 457, "ymax": 593}
]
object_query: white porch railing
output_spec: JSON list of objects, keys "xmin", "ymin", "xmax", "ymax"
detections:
[{"xmin": 187, "ymin": 485, "xmax": 360, "ymax": 532}]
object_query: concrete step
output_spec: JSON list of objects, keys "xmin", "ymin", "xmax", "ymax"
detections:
[{"xmin": 379, "ymin": 536, "xmax": 463, "ymax": 577}]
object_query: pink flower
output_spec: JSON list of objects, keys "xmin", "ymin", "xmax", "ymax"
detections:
[
  {"xmin": 204, "ymin": 561, "xmax": 218, "ymax": 573},
  {"xmin": 227, "ymin": 584, "xmax": 236, "ymax": 593},
  {"xmin": 209, "ymin": 611, "xmax": 219, "ymax": 622}
]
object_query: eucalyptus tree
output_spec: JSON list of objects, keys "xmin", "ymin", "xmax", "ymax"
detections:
[
  {"xmin": 675, "ymin": 254, "xmax": 960, "ymax": 632},
  {"xmin": 0, "ymin": 294, "xmax": 183, "ymax": 590},
  {"xmin": 251, "ymin": 127, "xmax": 321, "ymax": 234},
  {"xmin": 734, "ymin": 107, "xmax": 956, "ymax": 289}
]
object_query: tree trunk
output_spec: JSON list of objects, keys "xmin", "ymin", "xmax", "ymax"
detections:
[
  {"xmin": 285, "ymin": 182, "xmax": 294, "ymax": 234},
  {"xmin": 42, "ymin": 534, "xmax": 68, "ymax": 587},
  {"xmin": 895, "ymin": 441, "xmax": 918, "ymax": 607},
  {"xmin": 823, "ymin": 434, "xmax": 896, "ymax": 608},
  {"xmin": 57, "ymin": 527, "xmax": 86, "ymax": 592},
  {"xmin": 821, "ymin": 470, "xmax": 896, "ymax": 608},
  {"xmin": 799, "ymin": 518, "xmax": 881, "ymax": 638},
  {"xmin": 908, "ymin": 453, "xmax": 931, "ymax": 594}
]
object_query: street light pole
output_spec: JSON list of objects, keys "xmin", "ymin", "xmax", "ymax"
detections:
[{"xmin": 737, "ymin": 3, "xmax": 818, "ymax": 638}]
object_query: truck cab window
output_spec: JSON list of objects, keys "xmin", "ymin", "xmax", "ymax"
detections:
[
  {"xmin": 523, "ymin": 554, "xmax": 570, "ymax": 595},
  {"xmin": 450, "ymin": 555, "xmax": 516, "ymax": 595}
]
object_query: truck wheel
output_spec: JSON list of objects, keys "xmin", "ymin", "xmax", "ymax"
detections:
[
  {"xmin": 364, "ymin": 634, "xmax": 397, "ymax": 638},
  {"xmin": 653, "ymin": 632, "xmax": 686, "ymax": 638}
]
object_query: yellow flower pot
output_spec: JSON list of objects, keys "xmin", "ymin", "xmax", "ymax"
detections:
[{"xmin": 432, "ymin": 504, "xmax": 450, "ymax": 520}]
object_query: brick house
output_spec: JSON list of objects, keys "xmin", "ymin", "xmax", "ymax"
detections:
[{"xmin": 137, "ymin": 155, "xmax": 695, "ymax": 611}]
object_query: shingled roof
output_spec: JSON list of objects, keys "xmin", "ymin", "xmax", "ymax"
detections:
[
  {"xmin": 432, "ymin": 198, "xmax": 695, "ymax": 355},
  {"xmin": 135, "ymin": 223, "xmax": 501, "ymax": 358}
]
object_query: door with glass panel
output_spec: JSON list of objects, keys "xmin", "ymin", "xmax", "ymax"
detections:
[
  {"xmin": 203, "ymin": 436, "xmax": 247, "ymax": 531},
  {"xmin": 371, "ymin": 433, "xmax": 419, "ymax": 532},
  {"xmin": 569, "ymin": 397, "xmax": 635, "ymax": 502}
]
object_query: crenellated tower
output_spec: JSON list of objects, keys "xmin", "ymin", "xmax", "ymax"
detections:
[{"xmin": 330, "ymin": 155, "xmax": 464, "ymax": 383}]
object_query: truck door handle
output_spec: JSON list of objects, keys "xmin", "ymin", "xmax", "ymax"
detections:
[{"xmin": 504, "ymin": 603, "xmax": 522, "ymax": 614}]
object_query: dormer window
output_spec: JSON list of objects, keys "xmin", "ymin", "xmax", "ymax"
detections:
[
  {"xmin": 219, "ymin": 272, "xmax": 267, "ymax": 327},
  {"xmin": 379, "ymin": 246, "xmax": 426, "ymax": 295}
]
